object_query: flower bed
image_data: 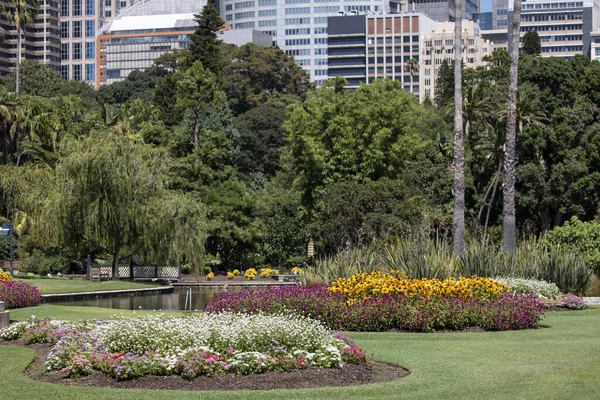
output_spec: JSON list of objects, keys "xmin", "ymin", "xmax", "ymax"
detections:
[
  {"xmin": 0, "ymin": 280, "xmax": 42, "ymax": 309},
  {"xmin": 491, "ymin": 277, "xmax": 586, "ymax": 309},
  {"xmin": 206, "ymin": 284, "xmax": 544, "ymax": 332},
  {"xmin": 330, "ymin": 272, "xmax": 509, "ymax": 304},
  {"xmin": 0, "ymin": 313, "xmax": 367, "ymax": 380}
]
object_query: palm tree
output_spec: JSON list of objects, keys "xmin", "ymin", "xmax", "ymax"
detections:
[
  {"xmin": 405, "ymin": 58, "xmax": 419, "ymax": 96},
  {"xmin": 503, "ymin": 0, "xmax": 523, "ymax": 253},
  {"xmin": 452, "ymin": 0, "xmax": 465, "ymax": 254},
  {"xmin": 0, "ymin": 0, "xmax": 40, "ymax": 94}
]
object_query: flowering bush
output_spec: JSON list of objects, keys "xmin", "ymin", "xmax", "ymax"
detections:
[
  {"xmin": 0, "ymin": 270, "xmax": 11, "ymax": 282},
  {"xmin": 232, "ymin": 269, "xmax": 240, "ymax": 276},
  {"xmin": 330, "ymin": 272, "xmax": 509, "ymax": 304},
  {"xmin": 260, "ymin": 268, "xmax": 279, "ymax": 278},
  {"xmin": 538, "ymin": 293, "xmax": 586, "ymax": 310},
  {"xmin": 492, "ymin": 277, "xmax": 561, "ymax": 299},
  {"xmin": 227, "ymin": 272, "xmax": 235, "ymax": 279},
  {"xmin": 0, "ymin": 280, "xmax": 42, "ymax": 309},
  {"xmin": 292, "ymin": 267, "xmax": 304, "ymax": 275},
  {"xmin": 206, "ymin": 284, "xmax": 544, "ymax": 332},
  {"xmin": 206, "ymin": 272, "xmax": 214, "ymax": 280},
  {"xmin": 244, "ymin": 268, "xmax": 257, "ymax": 280},
  {"xmin": 0, "ymin": 313, "xmax": 366, "ymax": 380}
]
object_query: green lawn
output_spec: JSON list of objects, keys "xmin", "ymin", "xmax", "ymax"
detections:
[
  {"xmin": 1, "ymin": 306, "xmax": 599, "ymax": 400},
  {"xmin": 19, "ymin": 278, "xmax": 165, "ymax": 295}
]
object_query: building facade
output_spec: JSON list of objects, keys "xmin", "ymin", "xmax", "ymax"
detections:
[
  {"xmin": 327, "ymin": 13, "xmax": 437, "ymax": 99},
  {"xmin": 0, "ymin": 0, "xmax": 61, "ymax": 78},
  {"xmin": 217, "ymin": 0, "xmax": 385, "ymax": 86},
  {"xmin": 592, "ymin": 30, "xmax": 600, "ymax": 60},
  {"xmin": 389, "ymin": 0, "xmax": 479, "ymax": 22},
  {"xmin": 59, "ymin": 0, "xmax": 136, "ymax": 84},
  {"xmin": 509, "ymin": 0, "xmax": 599, "ymax": 58},
  {"xmin": 420, "ymin": 19, "xmax": 492, "ymax": 99},
  {"xmin": 96, "ymin": 0, "xmax": 272, "ymax": 87},
  {"xmin": 492, "ymin": 0, "xmax": 508, "ymax": 29}
]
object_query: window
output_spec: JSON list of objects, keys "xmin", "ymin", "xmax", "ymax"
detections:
[
  {"xmin": 73, "ymin": 64, "xmax": 82, "ymax": 81},
  {"xmin": 85, "ymin": 20, "xmax": 95, "ymax": 37},
  {"xmin": 60, "ymin": 21, "xmax": 69, "ymax": 38},
  {"xmin": 85, "ymin": 64, "xmax": 95, "ymax": 81},
  {"xmin": 85, "ymin": 41, "xmax": 95, "ymax": 59},
  {"xmin": 235, "ymin": 11, "xmax": 255, "ymax": 19},
  {"xmin": 285, "ymin": 28, "xmax": 310, "ymax": 35},
  {"xmin": 285, "ymin": 38, "xmax": 310, "ymax": 46},
  {"xmin": 61, "ymin": 0, "xmax": 69, "ymax": 16},
  {"xmin": 285, "ymin": 18, "xmax": 309, "ymax": 24},
  {"xmin": 235, "ymin": 1, "xmax": 255, "ymax": 9},
  {"xmin": 314, "ymin": 38, "xmax": 327, "ymax": 44},
  {"xmin": 105, "ymin": 10, "xmax": 111, "ymax": 17},
  {"xmin": 314, "ymin": 27, "xmax": 327, "ymax": 34},
  {"xmin": 285, "ymin": 7, "xmax": 310, "ymax": 14},
  {"xmin": 72, "ymin": 42, "xmax": 82, "ymax": 59},
  {"xmin": 258, "ymin": 0, "xmax": 276, "ymax": 5},
  {"xmin": 61, "ymin": 43, "xmax": 69, "ymax": 60},
  {"xmin": 258, "ymin": 20, "xmax": 277, "ymax": 27},
  {"xmin": 106, "ymin": 69, "xmax": 120, "ymax": 78},
  {"xmin": 225, "ymin": 4, "xmax": 232, "ymax": 10},
  {"xmin": 72, "ymin": 0, "xmax": 81, "ymax": 16},
  {"xmin": 234, "ymin": 22, "xmax": 255, "ymax": 29},
  {"xmin": 85, "ymin": 0, "xmax": 94, "ymax": 15},
  {"xmin": 73, "ymin": 20, "xmax": 81, "ymax": 38},
  {"xmin": 60, "ymin": 65, "xmax": 69, "ymax": 80},
  {"xmin": 258, "ymin": 9, "xmax": 276, "ymax": 16},
  {"xmin": 105, "ymin": 0, "xmax": 111, "ymax": 5}
]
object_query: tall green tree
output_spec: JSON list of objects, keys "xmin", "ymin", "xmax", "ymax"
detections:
[
  {"xmin": 9, "ymin": 133, "xmax": 207, "ymax": 279},
  {"xmin": 522, "ymin": 30, "xmax": 541, "ymax": 56},
  {"xmin": 435, "ymin": 59, "xmax": 454, "ymax": 107},
  {"xmin": 503, "ymin": 0, "xmax": 523, "ymax": 252},
  {"xmin": 188, "ymin": 5, "xmax": 224, "ymax": 74},
  {"xmin": 175, "ymin": 61, "xmax": 226, "ymax": 150},
  {"xmin": 452, "ymin": 0, "xmax": 466, "ymax": 254},
  {"xmin": 0, "ymin": 0, "xmax": 39, "ymax": 94}
]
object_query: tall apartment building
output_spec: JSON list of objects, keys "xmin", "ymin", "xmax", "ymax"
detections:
[
  {"xmin": 217, "ymin": 0, "xmax": 385, "ymax": 86},
  {"xmin": 420, "ymin": 20, "xmax": 492, "ymax": 99},
  {"xmin": 509, "ymin": 0, "xmax": 600, "ymax": 58},
  {"xmin": 389, "ymin": 0, "xmax": 479, "ymax": 22},
  {"xmin": 327, "ymin": 13, "xmax": 437, "ymax": 99},
  {"xmin": 0, "ymin": 0, "xmax": 61, "ymax": 78},
  {"xmin": 59, "ymin": 0, "xmax": 136, "ymax": 84}
]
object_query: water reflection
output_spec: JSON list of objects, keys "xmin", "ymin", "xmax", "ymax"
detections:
[{"xmin": 52, "ymin": 287, "xmax": 252, "ymax": 311}]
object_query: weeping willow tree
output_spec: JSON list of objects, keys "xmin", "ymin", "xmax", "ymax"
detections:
[{"xmin": 7, "ymin": 132, "xmax": 207, "ymax": 279}]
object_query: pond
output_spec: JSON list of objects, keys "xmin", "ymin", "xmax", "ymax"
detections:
[{"xmin": 51, "ymin": 287, "xmax": 253, "ymax": 311}]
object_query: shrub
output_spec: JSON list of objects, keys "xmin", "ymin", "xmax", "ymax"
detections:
[
  {"xmin": 291, "ymin": 267, "xmax": 304, "ymax": 275},
  {"xmin": 259, "ymin": 268, "xmax": 279, "ymax": 277},
  {"xmin": 227, "ymin": 271, "xmax": 234, "ymax": 279},
  {"xmin": 205, "ymin": 285, "xmax": 544, "ymax": 332},
  {"xmin": 492, "ymin": 277, "xmax": 561, "ymax": 299},
  {"xmin": 541, "ymin": 217, "xmax": 600, "ymax": 274},
  {"xmin": 0, "ymin": 280, "xmax": 42, "ymax": 309},
  {"xmin": 206, "ymin": 272, "xmax": 214, "ymax": 280},
  {"xmin": 244, "ymin": 268, "xmax": 257, "ymax": 280},
  {"xmin": 232, "ymin": 269, "xmax": 240, "ymax": 276},
  {"xmin": 20, "ymin": 250, "xmax": 72, "ymax": 276},
  {"xmin": 180, "ymin": 264, "xmax": 191, "ymax": 274}
]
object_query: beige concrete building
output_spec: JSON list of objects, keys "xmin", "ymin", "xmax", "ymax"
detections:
[
  {"xmin": 0, "ymin": 0, "xmax": 61, "ymax": 78},
  {"xmin": 420, "ymin": 20, "xmax": 493, "ymax": 100}
]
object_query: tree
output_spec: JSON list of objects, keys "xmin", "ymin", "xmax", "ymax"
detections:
[
  {"xmin": 284, "ymin": 79, "xmax": 446, "ymax": 210},
  {"xmin": 9, "ymin": 133, "xmax": 207, "ymax": 279},
  {"xmin": 452, "ymin": 0, "xmax": 465, "ymax": 254},
  {"xmin": 435, "ymin": 59, "xmax": 454, "ymax": 107},
  {"xmin": 221, "ymin": 43, "xmax": 313, "ymax": 115},
  {"xmin": 503, "ymin": 0, "xmax": 523, "ymax": 252},
  {"xmin": 175, "ymin": 61, "xmax": 226, "ymax": 150},
  {"xmin": 522, "ymin": 30, "xmax": 541, "ymax": 56},
  {"xmin": 0, "ymin": 0, "xmax": 39, "ymax": 94},
  {"xmin": 405, "ymin": 58, "xmax": 419, "ymax": 96},
  {"xmin": 188, "ymin": 5, "xmax": 224, "ymax": 74}
]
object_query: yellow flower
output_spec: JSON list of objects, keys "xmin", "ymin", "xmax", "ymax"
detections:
[{"xmin": 206, "ymin": 272, "xmax": 215, "ymax": 280}]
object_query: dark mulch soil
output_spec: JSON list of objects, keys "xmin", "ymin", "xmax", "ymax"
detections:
[{"xmin": 13, "ymin": 343, "xmax": 409, "ymax": 391}]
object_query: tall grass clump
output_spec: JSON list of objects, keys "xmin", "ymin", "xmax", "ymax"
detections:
[
  {"xmin": 304, "ymin": 245, "xmax": 384, "ymax": 284},
  {"xmin": 384, "ymin": 236, "xmax": 454, "ymax": 279}
]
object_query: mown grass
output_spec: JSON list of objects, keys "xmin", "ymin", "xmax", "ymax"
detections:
[
  {"xmin": 18, "ymin": 278, "xmax": 165, "ymax": 295},
  {"xmin": 0, "ymin": 306, "xmax": 599, "ymax": 400}
]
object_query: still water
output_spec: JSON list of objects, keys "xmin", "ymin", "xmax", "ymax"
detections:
[{"xmin": 51, "ymin": 287, "xmax": 252, "ymax": 311}]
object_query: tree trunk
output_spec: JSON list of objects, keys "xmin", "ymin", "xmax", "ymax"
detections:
[
  {"xmin": 16, "ymin": 27, "xmax": 21, "ymax": 94},
  {"xmin": 503, "ymin": 0, "xmax": 522, "ymax": 253},
  {"xmin": 112, "ymin": 227, "xmax": 123, "ymax": 281},
  {"xmin": 484, "ymin": 159, "xmax": 502, "ymax": 244},
  {"xmin": 452, "ymin": 0, "xmax": 465, "ymax": 255},
  {"xmin": 193, "ymin": 113, "xmax": 199, "ymax": 150}
]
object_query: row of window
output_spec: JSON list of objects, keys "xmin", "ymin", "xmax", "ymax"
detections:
[
  {"xmin": 521, "ymin": 13, "xmax": 582, "ymax": 22},
  {"xmin": 367, "ymin": 56, "xmax": 420, "ymax": 64},
  {"xmin": 369, "ymin": 46, "xmax": 419, "ymax": 54},
  {"xmin": 523, "ymin": 2, "xmax": 583, "ymax": 10},
  {"xmin": 284, "ymin": 48, "xmax": 327, "ymax": 56},
  {"xmin": 60, "ymin": 20, "xmax": 95, "ymax": 39},
  {"xmin": 521, "ymin": 24, "xmax": 583, "ymax": 32},
  {"xmin": 60, "ymin": 63, "xmax": 95, "ymax": 81},
  {"xmin": 60, "ymin": 41, "xmax": 95, "ymax": 60}
]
